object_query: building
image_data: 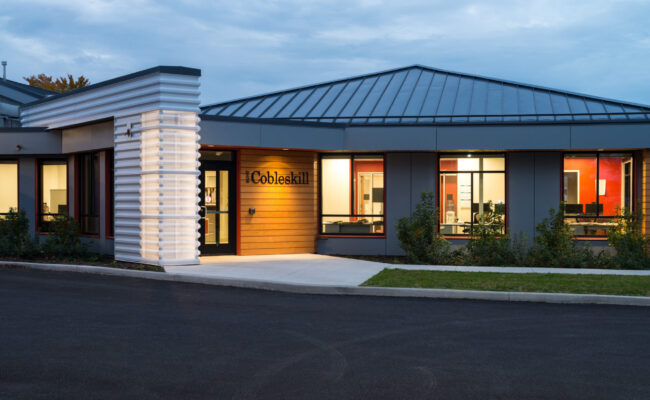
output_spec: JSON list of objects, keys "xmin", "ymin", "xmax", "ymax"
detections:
[{"xmin": 0, "ymin": 65, "xmax": 649, "ymax": 265}]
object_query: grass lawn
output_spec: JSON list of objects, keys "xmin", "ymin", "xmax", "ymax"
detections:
[{"xmin": 362, "ymin": 269, "xmax": 650, "ymax": 297}]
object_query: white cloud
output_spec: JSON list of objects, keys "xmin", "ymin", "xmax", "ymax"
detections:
[{"xmin": 0, "ymin": 0, "xmax": 648, "ymax": 104}]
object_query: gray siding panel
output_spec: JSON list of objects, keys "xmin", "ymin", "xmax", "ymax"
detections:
[
  {"xmin": 437, "ymin": 125, "xmax": 571, "ymax": 150},
  {"xmin": 199, "ymin": 120, "xmax": 345, "ymax": 150},
  {"xmin": 570, "ymin": 123, "xmax": 650, "ymax": 149},
  {"xmin": 0, "ymin": 130, "xmax": 62, "ymax": 155},
  {"xmin": 62, "ymin": 121, "xmax": 113, "ymax": 153},
  {"xmin": 317, "ymin": 238, "xmax": 386, "ymax": 255},
  {"xmin": 344, "ymin": 127, "xmax": 436, "ymax": 151},
  {"xmin": 533, "ymin": 152, "xmax": 562, "ymax": 230},
  {"xmin": 386, "ymin": 153, "xmax": 412, "ymax": 255},
  {"xmin": 199, "ymin": 120, "xmax": 650, "ymax": 152},
  {"xmin": 508, "ymin": 152, "xmax": 536, "ymax": 241},
  {"xmin": 260, "ymin": 124, "xmax": 344, "ymax": 150},
  {"xmin": 410, "ymin": 153, "xmax": 436, "ymax": 212},
  {"xmin": 200, "ymin": 120, "xmax": 262, "ymax": 147}
]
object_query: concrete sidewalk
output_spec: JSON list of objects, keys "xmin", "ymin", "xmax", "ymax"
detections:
[
  {"xmin": 164, "ymin": 254, "xmax": 650, "ymax": 288},
  {"xmin": 166, "ymin": 254, "xmax": 387, "ymax": 286},
  {"xmin": 3, "ymin": 255, "xmax": 650, "ymax": 307}
]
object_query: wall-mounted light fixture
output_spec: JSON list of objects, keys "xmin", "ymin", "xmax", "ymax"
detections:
[
  {"xmin": 16, "ymin": 144, "xmax": 22, "ymax": 152},
  {"xmin": 249, "ymin": 207, "xmax": 255, "ymax": 215}
]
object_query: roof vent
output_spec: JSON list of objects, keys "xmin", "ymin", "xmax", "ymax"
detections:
[{"xmin": 1, "ymin": 61, "xmax": 6, "ymax": 81}]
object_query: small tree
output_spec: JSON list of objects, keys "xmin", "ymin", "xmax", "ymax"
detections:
[
  {"xmin": 528, "ymin": 203, "xmax": 594, "ymax": 268},
  {"xmin": 396, "ymin": 191, "xmax": 452, "ymax": 265},
  {"xmin": 607, "ymin": 203, "xmax": 650, "ymax": 269},
  {"xmin": 465, "ymin": 204, "xmax": 516, "ymax": 266},
  {"xmin": 0, "ymin": 208, "xmax": 39, "ymax": 258},
  {"xmin": 24, "ymin": 74, "xmax": 89, "ymax": 93},
  {"xmin": 42, "ymin": 215, "xmax": 87, "ymax": 259}
]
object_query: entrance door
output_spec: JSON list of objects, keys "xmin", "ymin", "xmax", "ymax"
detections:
[{"xmin": 199, "ymin": 157, "xmax": 236, "ymax": 255}]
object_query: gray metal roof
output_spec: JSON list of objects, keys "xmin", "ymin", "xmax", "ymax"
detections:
[
  {"xmin": 1, "ymin": 79, "xmax": 55, "ymax": 126},
  {"xmin": 201, "ymin": 65, "xmax": 650, "ymax": 125},
  {"xmin": 0, "ymin": 79, "xmax": 55, "ymax": 105}
]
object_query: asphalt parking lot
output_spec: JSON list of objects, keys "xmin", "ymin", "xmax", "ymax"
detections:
[{"xmin": 1, "ymin": 268, "xmax": 649, "ymax": 400}]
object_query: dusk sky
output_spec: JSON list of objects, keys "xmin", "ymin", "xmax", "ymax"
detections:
[{"xmin": 2, "ymin": 0, "xmax": 649, "ymax": 106}]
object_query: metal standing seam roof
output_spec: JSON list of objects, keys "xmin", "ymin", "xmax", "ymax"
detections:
[
  {"xmin": 0, "ymin": 79, "xmax": 55, "ymax": 99},
  {"xmin": 201, "ymin": 65, "xmax": 650, "ymax": 125}
]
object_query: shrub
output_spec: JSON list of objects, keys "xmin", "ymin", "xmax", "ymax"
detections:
[
  {"xmin": 42, "ymin": 215, "xmax": 87, "ymax": 259},
  {"xmin": 396, "ymin": 191, "xmax": 452, "ymax": 264},
  {"xmin": 0, "ymin": 208, "xmax": 39, "ymax": 258},
  {"xmin": 607, "ymin": 204, "xmax": 650, "ymax": 269},
  {"xmin": 465, "ymin": 204, "xmax": 518, "ymax": 266},
  {"xmin": 528, "ymin": 203, "xmax": 594, "ymax": 268}
]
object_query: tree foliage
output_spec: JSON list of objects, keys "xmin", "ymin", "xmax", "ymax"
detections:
[
  {"xmin": 396, "ymin": 191, "xmax": 454, "ymax": 265},
  {"xmin": 607, "ymin": 203, "xmax": 650, "ymax": 269},
  {"xmin": 23, "ymin": 73, "xmax": 89, "ymax": 93}
]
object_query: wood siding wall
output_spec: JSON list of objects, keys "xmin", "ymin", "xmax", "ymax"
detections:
[
  {"xmin": 641, "ymin": 150, "xmax": 650, "ymax": 236},
  {"xmin": 239, "ymin": 149, "xmax": 318, "ymax": 255}
]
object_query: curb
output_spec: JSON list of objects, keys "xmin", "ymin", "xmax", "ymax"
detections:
[{"xmin": 2, "ymin": 261, "xmax": 650, "ymax": 307}]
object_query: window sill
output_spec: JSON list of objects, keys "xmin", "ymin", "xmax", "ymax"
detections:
[{"xmin": 573, "ymin": 236, "xmax": 609, "ymax": 241}]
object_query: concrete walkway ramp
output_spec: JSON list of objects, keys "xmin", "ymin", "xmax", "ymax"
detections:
[{"xmin": 166, "ymin": 254, "xmax": 389, "ymax": 286}]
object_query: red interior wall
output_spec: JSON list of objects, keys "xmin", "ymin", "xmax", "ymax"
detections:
[
  {"xmin": 598, "ymin": 157, "xmax": 623, "ymax": 215},
  {"xmin": 564, "ymin": 157, "xmax": 623, "ymax": 215}
]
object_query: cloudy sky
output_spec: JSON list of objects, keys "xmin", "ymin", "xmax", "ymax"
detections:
[{"xmin": 2, "ymin": 0, "xmax": 649, "ymax": 106}]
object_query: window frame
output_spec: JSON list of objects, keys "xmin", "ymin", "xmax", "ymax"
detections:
[
  {"xmin": 562, "ymin": 151, "xmax": 636, "ymax": 238},
  {"xmin": 76, "ymin": 152, "xmax": 101, "ymax": 236},
  {"xmin": 106, "ymin": 150, "xmax": 114, "ymax": 238},
  {"xmin": 37, "ymin": 158, "xmax": 69, "ymax": 233},
  {"xmin": 0, "ymin": 159, "xmax": 19, "ymax": 217},
  {"xmin": 319, "ymin": 152, "xmax": 386, "ymax": 237},
  {"xmin": 437, "ymin": 152, "xmax": 508, "ymax": 237}
]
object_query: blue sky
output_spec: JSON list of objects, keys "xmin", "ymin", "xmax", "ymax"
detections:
[{"xmin": 2, "ymin": 0, "xmax": 650, "ymax": 106}]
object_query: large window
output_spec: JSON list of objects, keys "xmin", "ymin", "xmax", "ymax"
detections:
[
  {"xmin": 0, "ymin": 161, "xmax": 18, "ymax": 216},
  {"xmin": 563, "ymin": 153, "xmax": 634, "ymax": 236},
  {"xmin": 439, "ymin": 154, "xmax": 506, "ymax": 235},
  {"xmin": 39, "ymin": 160, "xmax": 68, "ymax": 232},
  {"xmin": 321, "ymin": 154, "xmax": 384, "ymax": 235},
  {"xmin": 78, "ymin": 153, "xmax": 99, "ymax": 235}
]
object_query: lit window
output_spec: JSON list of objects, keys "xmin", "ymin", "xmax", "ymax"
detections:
[
  {"xmin": 321, "ymin": 154, "xmax": 384, "ymax": 235},
  {"xmin": 0, "ymin": 161, "xmax": 18, "ymax": 216},
  {"xmin": 39, "ymin": 160, "xmax": 68, "ymax": 232},
  {"xmin": 563, "ymin": 153, "xmax": 634, "ymax": 236},
  {"xmin": 78, "ymin": 153, "xmax": 99, "ymax": 235},
  {"xmin": 439, "ymin": 154, "xmax": 506, "ymax": 235}
]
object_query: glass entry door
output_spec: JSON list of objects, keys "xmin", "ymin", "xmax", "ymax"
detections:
[{"xmin": 199, "ymin": 158, "xmax": 235, "ymax": 255}]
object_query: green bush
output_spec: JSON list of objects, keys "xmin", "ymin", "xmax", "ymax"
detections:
[
  {"xmin": 607, "ymin": 204, "xmax": 650, "ymax": 269},
  {"xmin": 465, "ymin": 205, "xmax": 518, "ymax": 266},
  {"xmin": 528, "ymin": 203, "xmax": 595, "ymax": 268},
  {"xmin": 0, "ymin": 208, "xmax": 39, "ymax": 258},
  {"xmin": 396, "ymin": 191, "xmax": 453, "ymax": 265},
  {"xmin": 42, "ymin": 215, "xmax": 88, "ymax": 259}
]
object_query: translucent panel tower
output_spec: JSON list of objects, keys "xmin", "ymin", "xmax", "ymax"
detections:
[{"xmin": 21, "ymin": 67, "xmax": 202, "ymax": 266}]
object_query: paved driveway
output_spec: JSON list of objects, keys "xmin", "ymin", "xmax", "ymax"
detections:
[
  {"xmin": 2, "ymin": 268, "xmax": 650, "ymax": 400},
  {"xmin": 166, "ymin": 254, "xmax": 388, "ymax": 286}
]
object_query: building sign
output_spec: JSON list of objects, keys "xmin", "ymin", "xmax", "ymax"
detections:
[{"xmin": 245, "ymin": 170, "xmax": 309, "ymax": 185}]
